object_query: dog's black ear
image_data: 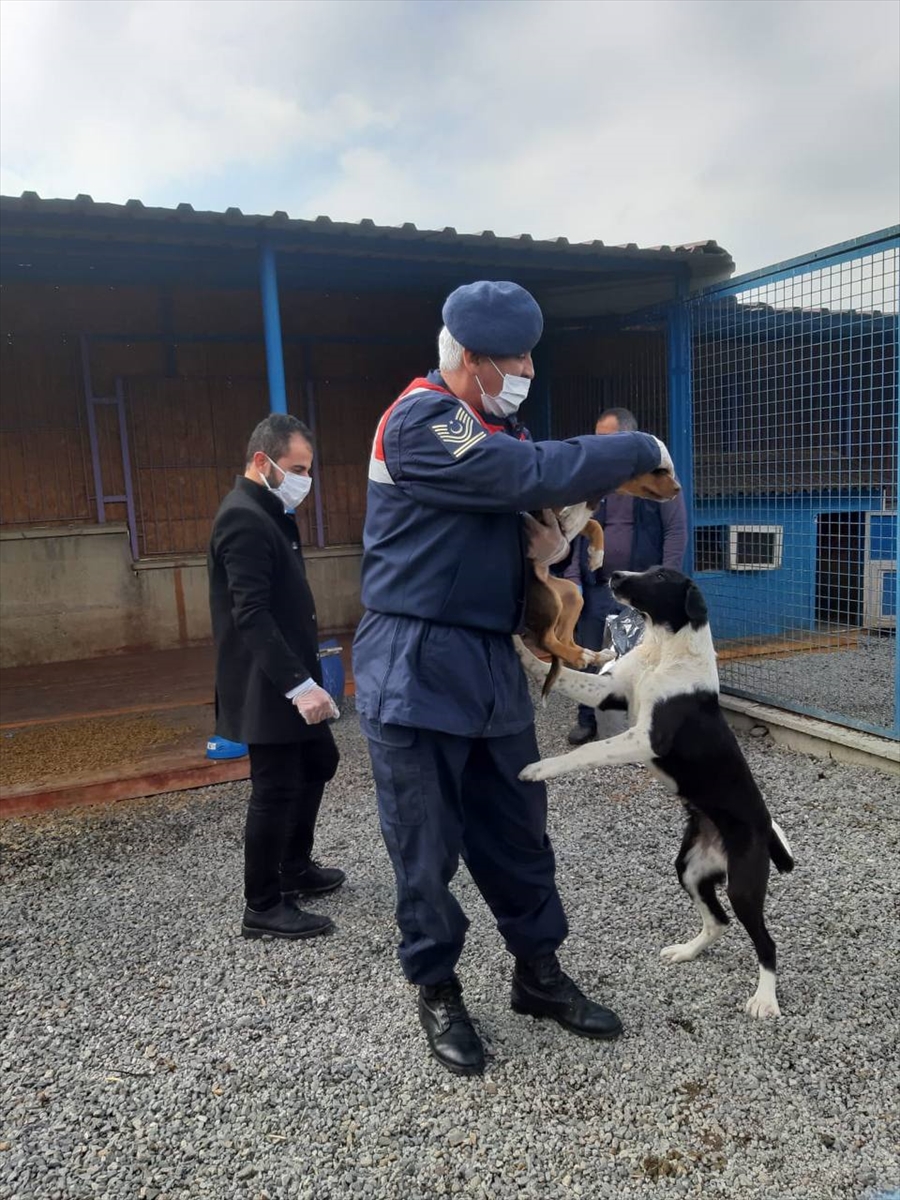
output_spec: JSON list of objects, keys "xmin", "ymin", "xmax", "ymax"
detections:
[{"xmin": 684, "ymin": 581, "xmax": 708, "ymax": 625}]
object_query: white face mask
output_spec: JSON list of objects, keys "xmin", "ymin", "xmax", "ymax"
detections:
[
  {"xmin": 263, "ymin": 457, "xmax": 312, "ymax": 512},
  {"xmin": 476, "ymin": 358, "xmax": 531, "ymax": 419}
]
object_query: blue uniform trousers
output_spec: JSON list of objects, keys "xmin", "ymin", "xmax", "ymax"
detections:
[{"xmin": 362, "ymin": 718, "xmax": 568, "ymax": 986}]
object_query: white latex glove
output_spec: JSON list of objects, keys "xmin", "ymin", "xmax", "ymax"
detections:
[
  {"xmin": 522, "ymin": 510, "xmax": 569, "ymax": 568},
  {"xmin": 556, "ymin": 502, "xmax": 594, "ymax": 542},
  {"xmin": 292, "ymin": 684, "xmax": 340, "ymax": 725},
  {"xmin": 649, "ymin": 435, "xmax": 676, "ymax": 479}
]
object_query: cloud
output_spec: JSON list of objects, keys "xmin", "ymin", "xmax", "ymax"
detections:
[
  {"xmin": 0, "ymin": 0, "xmax": 396, "ymax": 200},
  {"xmin": 0, "ymin": 0, "xmax": 897, "ymax": 271}
]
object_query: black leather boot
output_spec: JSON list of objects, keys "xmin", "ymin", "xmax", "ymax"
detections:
[
  {"xmin": 281, "ymin": 860, "xmax": 347, "ymax": 898},
  {"xmin": 567, "ymin": 721, "xmax": 597, "ymax": 746},
  {"xmin": 511, "ymin": 953, "xmax": 622, "ymax": 1040},
  {"xmin": 418, "ymin": 976, "xmax": 485, "ymax": 1076},
  {"xmin": 241, "ymin": 899, "xmax": 334, "ymax": 940}
]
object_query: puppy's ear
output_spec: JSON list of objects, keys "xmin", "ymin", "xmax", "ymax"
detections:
[{"xmin": 684, "ymin": 581, "xmax": 708, "ymax": 625}]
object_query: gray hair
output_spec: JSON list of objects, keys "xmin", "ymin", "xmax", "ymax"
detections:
[
  {"xmin": 597, "ymin": 406, "xmax": 638, "ymax": 432},
  {"xmin": 438, "ymin": 325, "xmax": 465, "ymax": 372}
]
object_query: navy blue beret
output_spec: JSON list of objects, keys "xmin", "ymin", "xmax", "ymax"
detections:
[{"xmin": 442, "ymin": 280, "xmax": 543, "ymax": 357}]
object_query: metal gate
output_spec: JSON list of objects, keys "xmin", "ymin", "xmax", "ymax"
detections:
[{"xmin": 683, "ymin": 228, "xmax": 899, "ymax": 740}]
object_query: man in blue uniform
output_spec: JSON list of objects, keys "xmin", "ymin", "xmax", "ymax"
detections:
[{"xmin": 354, "ymin": 281, "xmax": 676, "ymax": 1075}]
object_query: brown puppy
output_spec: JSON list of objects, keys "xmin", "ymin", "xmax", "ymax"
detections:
[{"xmin": 524, "ymin": 468, "xmax": 680, "ymax": 696}]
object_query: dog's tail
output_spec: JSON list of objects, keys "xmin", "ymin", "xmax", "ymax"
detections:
[
  {"xmin": 769, "ymin": 818, "xmax": 794, "ymax": 874},
  {"xmin": 541, "ymin": 656, "xmax": 561, "ymax": 699}
]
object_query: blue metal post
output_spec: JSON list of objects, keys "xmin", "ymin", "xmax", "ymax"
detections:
[
  {"xmin": 666, "ymin": 271, "xmax": 694, "ymax": 574},
  {"xmin": 894, "ymin": 314, "xmax": 900, "ymax": 738},
  {"xmin": 259, "ymin": 244, "xmax": 288, "ymax": 414}
]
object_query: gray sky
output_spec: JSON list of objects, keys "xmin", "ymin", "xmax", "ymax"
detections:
[{"xmin": 1, "ymin": 0, "xmax": 897, "ymax": 273}]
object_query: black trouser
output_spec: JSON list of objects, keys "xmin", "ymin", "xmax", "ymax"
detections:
[{"xmin": 245, "ymin": 729, "xmax": 339, "ymax": 910}]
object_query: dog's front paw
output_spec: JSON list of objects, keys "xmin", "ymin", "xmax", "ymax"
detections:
[
  {"xmin": 660, "ymin": 942, "xmax": 700, "ymax": 965},
  {"xmin": 587, "ymin": 649, "xmax": 616, "ymax": 667},
  {"xmin": 587, "ymin": 549, "xmax": 605, "ymax": 571},
  {"xmin": 745, "ymin": 993, "xmax": 781, "ymax": 1019},
  {"xmin": 519, "ymin": 758, "xmax": 556, "ymax": 783}
]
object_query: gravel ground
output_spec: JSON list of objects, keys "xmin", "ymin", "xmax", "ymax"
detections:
[
  {"xmin": 1, "ymin": 696, "xmax": 899, "ymax": 1200},
  {"xmin": 720, "ymin": 635, "xmax": 896, "ymax": 732}
]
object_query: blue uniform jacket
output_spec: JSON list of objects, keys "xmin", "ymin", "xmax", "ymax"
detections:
[{"xmin": 353, "ymin": 371, "xmax": 662, "ymax": 738}]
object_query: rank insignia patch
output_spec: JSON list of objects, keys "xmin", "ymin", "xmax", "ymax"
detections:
[{"xmin": 430, "ymin": 407, "xmax": 487, "ymax": 458}]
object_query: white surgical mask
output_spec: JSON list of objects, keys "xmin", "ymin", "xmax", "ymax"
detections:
[
  {"xmin": 263, "ymin": 457, "xmax": 312, "ymax": 512},
  {"xmin": 476, "ymin": 358, "xmax": 531, "ymax": 419}
]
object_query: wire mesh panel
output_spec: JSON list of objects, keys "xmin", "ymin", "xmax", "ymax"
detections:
[
  {"xmin": 549, "ymin": 329, "xmax": 668, "ymax": 441},
  {"xmin": 689, "ymin": 235, "xmax": 899, "ymax": 738}
]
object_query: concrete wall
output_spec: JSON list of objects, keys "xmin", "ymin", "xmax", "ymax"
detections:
[{"xmin": 0, "ymin": 525, "xmax": 363, "ymax": 668}]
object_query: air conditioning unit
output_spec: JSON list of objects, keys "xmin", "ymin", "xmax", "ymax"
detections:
[{"xmin": 727, "ymin": 524, "xmax": 783, "ymax": 571}]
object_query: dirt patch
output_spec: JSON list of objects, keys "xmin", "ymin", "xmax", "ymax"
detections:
[{"xmin": 0, "ymin": 713, "xmax": 199, "ymax": 790}]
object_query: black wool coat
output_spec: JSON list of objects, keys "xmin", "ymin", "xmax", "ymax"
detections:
[{"xmin": 208, "ymin": 476, "xmax": 324, "ymax": 744}]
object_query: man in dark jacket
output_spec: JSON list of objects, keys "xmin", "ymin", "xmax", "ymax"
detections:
[
  {"xmin": 354, "ymin": 281, "xmax": 678, "ymax": 1076},
  {"xmin": 563, "ymin": 406, "xmax": 688, "ymax": 746},
  {"xmin": 209, "ymin": 413, "xmax": 344, "ymax": 940}
]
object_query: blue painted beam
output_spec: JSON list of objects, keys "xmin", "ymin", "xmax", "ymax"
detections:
[
  {"xmin": 895, "ymin": 315, "xmax": 900, "ymax": 739},
  {"xmin": 259, "ymin": 244, "xmax": 287, "ymax": 414},
  {"xmin": 666, "ymin": 271, "xmax": 694, "ymax": 574}
]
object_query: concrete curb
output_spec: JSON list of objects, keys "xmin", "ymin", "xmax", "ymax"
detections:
[{"xmin": 721, "ymin": 695, "xmax": 900, "ymax": 777}]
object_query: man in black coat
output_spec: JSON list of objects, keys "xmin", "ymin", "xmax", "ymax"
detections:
[{"xmin": 209, "ymin": 413, "xmax": 344, "ymax": 939}]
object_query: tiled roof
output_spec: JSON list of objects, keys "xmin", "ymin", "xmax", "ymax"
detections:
[{"xmin": 0, "ymin": 191, "xmax": 733, "ymax": 272}]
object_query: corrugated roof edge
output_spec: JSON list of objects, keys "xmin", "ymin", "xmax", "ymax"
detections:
[{"xmin": 0, "ymin": 191, "xmax": 733, "ymax": 267}]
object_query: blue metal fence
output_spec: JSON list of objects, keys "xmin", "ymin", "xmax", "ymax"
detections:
[{"xmin": 675, "ymin": 229, "xmax": 899, "ymax": 740}]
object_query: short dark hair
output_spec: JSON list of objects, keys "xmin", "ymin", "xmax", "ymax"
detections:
[
  {"xmin": 245, "ymin": 414, "xmax": 314, "ymax": 464},
  {"xmin": 596, "ymin": 406, "xmax": 638, "ymax": 432}
]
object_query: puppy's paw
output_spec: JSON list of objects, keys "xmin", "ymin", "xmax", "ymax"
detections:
[
  {"xmin": 519, "ymin": 759, "xmax": 555, "ymax": 783},
  {"xmin": 587, "ymin": 549, "xmax": 605, "ymax": 571},
  {"xmin": 745, "ymin": 993, "xmax": 781, "ymax": 1019},
  {"xmin": 660, "ymin": 942, "xmax": 700, "ymax": 965},
  {"xmin": 587, "ymin": 649, "xmax": 615, "ymax": 667}
]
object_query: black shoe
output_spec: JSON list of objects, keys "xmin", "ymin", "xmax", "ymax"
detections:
[
  {"xmin": 511, "ymin": 953, "xmax": 622, "ymax": 1040},
  {"xmin": 281, "ymin": 859, "xmax": 346, "ymax": 898},
  {"xmin": 567, "ymin": 722, "xmax": 597, "ymax": 746},
  {"xmin": 418, "ymin": 977, "xmax": 485, "ymax": 1077},
  {"xmin": 241, "ymin": 899, "xmax": 334, "ymax": 940}
]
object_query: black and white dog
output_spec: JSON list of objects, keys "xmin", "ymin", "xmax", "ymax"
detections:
[{"xmin": 514, "ymin": 567, "xmax": 794, "ymax": 1019}]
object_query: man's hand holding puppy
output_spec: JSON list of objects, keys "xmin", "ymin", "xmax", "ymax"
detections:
[{"xmin": 523, "ymin": 510, "xmax": 569, "ymax": 568}]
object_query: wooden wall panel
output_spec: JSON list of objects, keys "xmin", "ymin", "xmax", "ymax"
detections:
[
  {"xmin": 126, "ymin": 376, "xmax": 270, "ymax": 556},
  {"xmin": 88, "ymin": 341, "xmax": 165, "ymax": 397},
  {"xmin": 172, "ymin": 287, "xmax": 262, "ymax": 336},
  {"xmin": 280, "ymin": 288, "xmax": 440, "ymax": 340},
  {"xmin": 0, "ymin": 336, "xmax": 93, "ymax": 528},
  {"xmin": 1, "ymin": 284, "xmax": 160, "ymax": 336},
  {"xmin": 175, "ymin": 342, "xmax": 267, "ymax": 379}
]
